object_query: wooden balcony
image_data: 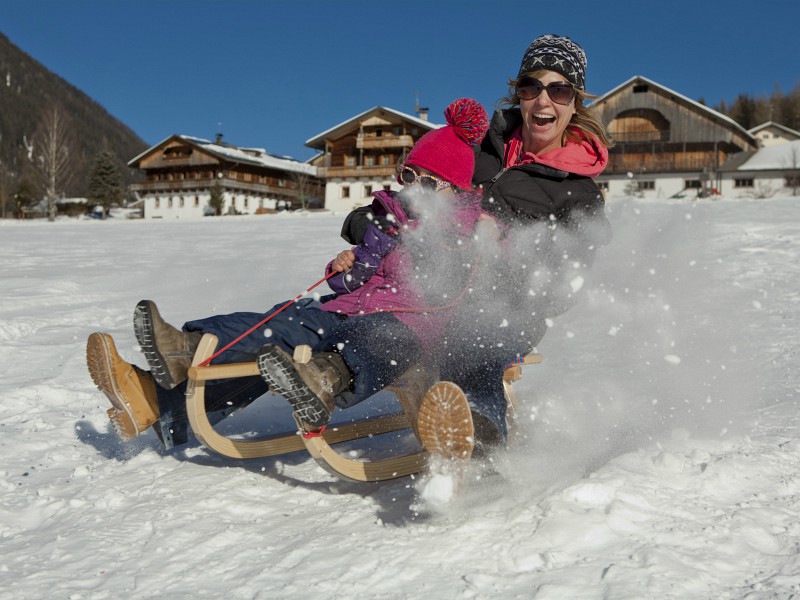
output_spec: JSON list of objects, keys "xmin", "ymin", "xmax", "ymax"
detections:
[
  {"xmin": 605, "ymin": 154, "xmax": 719, "ymax": 174},
  {"xmin": 130, "ymin": 177, "xmax": 294, "ymax": 197},
  {"xmin": 356, "ymin": 135, "xmax": 414, "ymax": 150},
  {"xmin": 316, "ymin": 165, "xmax": 397, "ymax": 179}
]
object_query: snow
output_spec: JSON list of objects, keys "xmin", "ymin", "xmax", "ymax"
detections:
[
  {"xmin": 739, "ymin": 139, "xmax": 800, "ymax": 170},
  {"xmin": 2, "ymin": 196, "xmax": 800, "ymax": 599}
]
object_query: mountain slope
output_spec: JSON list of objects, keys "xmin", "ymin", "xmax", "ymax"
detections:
[{"xmin": 0, "ymin": 31, "xmax": 147, "ymax": 198}]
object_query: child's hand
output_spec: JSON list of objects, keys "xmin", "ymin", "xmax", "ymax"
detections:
[
  {"xmin": 332, "ymin": 249, "xmax": 355, "ymax": 272},
  {"xmin": 475, "ymin": 214, "xmax": 501, "ymax": 241}
]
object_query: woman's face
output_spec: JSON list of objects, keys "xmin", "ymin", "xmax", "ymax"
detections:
[{"xmin": 518, "ymin": 70, "xmax": 577, "ymax": 155}]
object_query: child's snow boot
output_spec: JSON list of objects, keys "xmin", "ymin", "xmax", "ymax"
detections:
[
  {"xmin": 134, "ymin": 300, "xmax": 200, "ymax": 390},
  {"xmin": 257, "ymin": 344, "xmax": 350, "ymax": 431}
]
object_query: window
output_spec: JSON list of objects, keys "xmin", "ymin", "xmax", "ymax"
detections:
[
  {"xmin": 341, "ymin": 186, "xmax": 350, "ymax": 199},
  {"xmin": 364, "ymin": 185, "xmax": 373, "ymax": 196},
  {"xmin": 194, "ymin": 195, "xmax": 199, "ymax": 207},
  {"xmin": 155, "ymin": 198, "xmax": 160, "ymax": 208},
  {"xmin": 163, "ymin": 146, "xmax": 192, "ymax": 159},
  {"xmin": 365, "ymin": 156, "xmax": 375, "ymax": 166},
  {"xmin": 375, "ymin": 129, "xmax": 382, "ymax": 137},
  {"xmin": 244, "ymin": 198, "xmax": 249, "ymax": 208},
  {"xmin": 637, "ymin": 181, "xmax": 655, "ymax": 191},
  {"xmin": 393, "ymin": 127, "xmax": 401, "ymax": 135},
  {"xmin": 383, "ymin": 184, "xmax": 392, "ymax": 192},
  {"xmin": 685, "ymin": 180, "xmax": 702, "ymax": 189},
  {"xmin": 179, "ymin": 196, "xmax": 185, "ymax": 207},
  {"xmin": 734, "ymin": 178, "xmax": 754, "ymax": 188},
  {"xmin": 786, "ymin": 175, "xmax": 800, "ymax": 187},
  {"xmin": 168, "ymin": 197, "xmax": 174, "ymax": 208},
  {"xmin": 381, "ymin": 155, "xmax": 391, "ymax": 166},
  {"xmin": 633, "ymin": 84, "xmax": 649, "ymax": 93},
  {"xmin": 345, "ymin": 156, "xmax": 356, "ymax": 167}
]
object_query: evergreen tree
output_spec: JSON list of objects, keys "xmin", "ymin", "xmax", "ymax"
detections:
[
  {"xmin": 87, "ymin": 150, "xmax": 123, "ymax": 219},
  {"xmin": 12, "ymin": 176, "xmax": 39, "ymax": 218},
  {"xmin": 208, "ymin": 181, "xmax": 225, "ymax": 216}
]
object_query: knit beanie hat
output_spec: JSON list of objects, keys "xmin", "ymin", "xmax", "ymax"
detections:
[
  {"xmin": 404, "ymin": 98, "xmax": 489, "ymax": 190},
  {"xmin": 517, "ymin": 34, "xmax": 587, "ymax": 90}
]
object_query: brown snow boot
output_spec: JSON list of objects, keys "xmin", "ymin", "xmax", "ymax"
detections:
[
  {"xmin": 86, "ymin": 332, "xmax": 160, "ymax": 440},
  {"xmin": 133, "ymin": 300, "xmax": 200, "ymax": 390},
  {"xmin": 417, "ymin": 381, "xmax": 475, "ymax": 461},
  {"xmin": 257, "ymin": 344, "xmax": 350, "ymax": 432}
]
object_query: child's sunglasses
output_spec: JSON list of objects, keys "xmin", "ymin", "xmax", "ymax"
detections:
[
  {"xmin": 399, "ymin": 165, "xmax": 452, "ymax": 192},
  {"xmin": 516, "ymin": 77, "xmax": 576, "ymax": 105}
]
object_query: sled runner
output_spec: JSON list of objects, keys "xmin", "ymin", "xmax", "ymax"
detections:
[{"xmin": 184, "ymin": 333, "xmax": 541, "ymax": 482}]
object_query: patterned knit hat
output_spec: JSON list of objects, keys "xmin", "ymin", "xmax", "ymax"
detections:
[
  {"xmin": 404, "ymin": 98, "xmax": 489, "ymax": 189},
  {"xmin": 517, "ymin": 34, "xmax": 587, "ymax": 90}
]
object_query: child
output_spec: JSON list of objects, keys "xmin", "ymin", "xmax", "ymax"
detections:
[
  {"xmin": 86, "ymin": 98, "xmax": 491, "ymax": 452},
  {"xmin": 257, "ymin": 98, "xmax": 494, "ymax": 434}
]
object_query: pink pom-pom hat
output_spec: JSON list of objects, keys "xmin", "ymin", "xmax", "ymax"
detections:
[{"xmin": 404, "ymin": 98, "xmax": 489, "ymax": 189}]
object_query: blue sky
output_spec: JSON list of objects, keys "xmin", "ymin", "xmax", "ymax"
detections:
[{"xmin": 3, "ymin": 0, "xmax": 798, "ymax": 161}]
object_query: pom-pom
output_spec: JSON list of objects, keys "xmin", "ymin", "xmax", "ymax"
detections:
[{"xmin": 443, "ymin": 98, "xmax": 489, "ymax": 147}]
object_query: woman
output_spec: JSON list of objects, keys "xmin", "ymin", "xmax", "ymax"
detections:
[
  {"xmin": 440, "ymin": 34, "xmax": 613, "ymax": 448},
  {"xmin": 86, "ymin": 98, "xmax": 492, "ymax": 449},
  {"xmin": 337, "ymin": 34, "xmax": 613, "ymax": 451}
]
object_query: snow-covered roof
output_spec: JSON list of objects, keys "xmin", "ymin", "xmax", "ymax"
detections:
[
  {"xmin": 737, "ymin": 139, "xmax": 800, "ymax": 171},
  {"xmin": 129, "ymin": 134, "xmax": 317, "ymax": 175},
  {"xmin": 305, "ymin": 106, "xmax": 440, "ymax": 150},
  {"xmin": 592, "ymin": 75, "xmax": 757, "ymax": 144},
  {"xmin": 748, "ymin": 121, "xmax": 800, "ymax": 138}
]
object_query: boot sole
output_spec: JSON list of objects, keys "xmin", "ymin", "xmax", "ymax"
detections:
[
  {"xmin": 257, "ymin": 345, "xmax": 331, "ymax": 430},
  {"xmin": 417, "ymin": 381, "xmax": 475, "ymax": 460},
  {"xmin": 134, "ymin": 300, "xmax": 177, "ymax": 390},
  {"xmin": 86, "ymin": 333, "xmax": 139, "ymax": 440}
]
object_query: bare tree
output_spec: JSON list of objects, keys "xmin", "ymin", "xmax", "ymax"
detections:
[
  {"xmin": 34, "ymin": 106, "xmax": 76, "ymax": 221},
  {"xmin": 291, "ymin": 170, "xmax": 313, "ymax": 209}
]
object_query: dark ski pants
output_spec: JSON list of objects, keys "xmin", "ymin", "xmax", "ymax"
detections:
[
  {"xmin": 154, "ymin": 298, "xmax": 346, "ymax": 449},
  {"xmin": 314, "ymin": 312, "xmax": 423, "ymax": 409}
]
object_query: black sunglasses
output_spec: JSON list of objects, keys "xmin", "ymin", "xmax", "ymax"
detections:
[{"xmin": 516, "ymin": 77, "xmax": 576, "ymax": 105}]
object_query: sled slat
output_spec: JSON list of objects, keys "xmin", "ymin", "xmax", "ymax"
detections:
[
  {"xmin": 302, "ymin": 434, "xmax": 428, "ymax": 482},
  {"xmin": 188, "ymin": 362, "xmax": 261, "ymax": 381}
]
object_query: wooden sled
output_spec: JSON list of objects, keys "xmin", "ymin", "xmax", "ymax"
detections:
[{"xmin": 185, "ymin": 333, "xmax": 541, "ymax": 482}]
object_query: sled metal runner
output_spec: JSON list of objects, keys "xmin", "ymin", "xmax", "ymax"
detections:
[{"xmin": 185, "ymin": 333, "xmax": 540, "ymax": 482}]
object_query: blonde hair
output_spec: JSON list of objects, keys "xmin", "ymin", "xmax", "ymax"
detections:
[{"xmin": 501, "ymin": 70, "xmax": 615, "ymax": 149}]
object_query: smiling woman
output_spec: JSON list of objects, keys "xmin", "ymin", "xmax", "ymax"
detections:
[{"xmin": 423, "ymin": 34, "xmax": 616, "ymax": 451}]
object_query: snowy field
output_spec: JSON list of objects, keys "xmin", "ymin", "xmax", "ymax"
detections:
[{"xmin": 2, "ymin": 196, "xmax": 800, "ymax": 599}]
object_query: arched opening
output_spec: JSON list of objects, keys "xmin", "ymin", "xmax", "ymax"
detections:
[{"xmin": 608, "ymin": 109, "xmax": 670, "ymax": 143}]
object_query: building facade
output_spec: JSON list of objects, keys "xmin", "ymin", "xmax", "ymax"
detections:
[
  {"xmin": 748, "ymin": 122, "xmax": 800, "ymax": 148},
  {"xmin": 590, "ymin": 76, "xmax": 758, "ymax": 200},
  {"xmin": 305, "ymin": 107, "xmax": 439, "ymax": 212},
  {"xmin": 129, "ymin": 135, "xmax": 323, "ymax": 219}
]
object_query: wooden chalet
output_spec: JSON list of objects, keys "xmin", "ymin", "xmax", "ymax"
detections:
[
  {"xmin": 305, "ymin": 107, "xmax": 439, "ymax": 212},
  {"xmin": 590, "ymin": 76, "xmax": 758, "ymax": 199},
  {"xmin": 128, "ymin": 135, "xmax": 323, "ymax": 219}
]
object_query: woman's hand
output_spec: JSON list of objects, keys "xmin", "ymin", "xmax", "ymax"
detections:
[{"xmin": 332, "ymin": 249, "xmax": 355, "ymax": 272}]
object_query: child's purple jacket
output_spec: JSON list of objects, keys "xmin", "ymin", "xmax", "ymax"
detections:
[{"xmin": 320, "ymin": 189, "xmax": 486, "ymax": 350}]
